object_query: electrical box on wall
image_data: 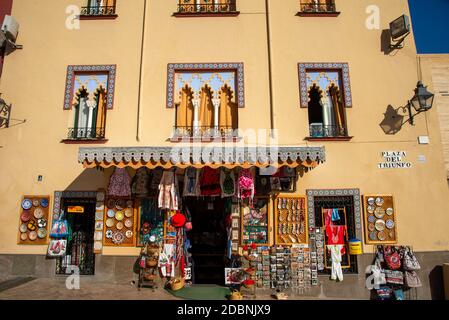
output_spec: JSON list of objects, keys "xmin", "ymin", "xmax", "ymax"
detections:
[{"xmin": 418, "ymin": 136, "xmax": 430, "ymax": 144}]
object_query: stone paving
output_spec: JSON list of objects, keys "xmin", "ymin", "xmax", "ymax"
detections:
[{"xmin": 0, "ymin": 277, "xmax": 351, "ymax": 300}]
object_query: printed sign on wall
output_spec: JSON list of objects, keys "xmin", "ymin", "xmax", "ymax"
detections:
[{"xmin": 378, "ymin": 151, "xmax": 412, "ymax": 169}]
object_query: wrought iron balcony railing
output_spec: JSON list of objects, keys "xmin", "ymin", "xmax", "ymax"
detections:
[
  {"xmin": 172, "ymin": 126, "xmax": 238, "ymax": 140},
  {"xmin": 67, "ymin": 127, "xmax": 106, "ymax": 140},
  {"xmin": 177, "ymin": 2, "xmax": 237, "ymax": 14},
  {"xmin": 309, "ymin": 124, "xmax": 347, "ymax": 138},
  {"xmin": 300, "ymin": 2, "xmax": 337, "ymax": 13},
  {"xmin": 80, "ymin": 5, "xmax": 116, "ymax": 16}
]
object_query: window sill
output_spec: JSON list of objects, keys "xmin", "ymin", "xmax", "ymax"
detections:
[
  {"xmin": 305, "ymin": 136, "xmax": 353, "ymax": 142},
  {"xmin": 61, "ymin": 139, "xmax": 109, "ymax": 144},
  {"xmin": 172, "ymin": 11, "xmax": 240, "ymax": 18},
  {"xmin": 169, "ymin": 136, "xmax": 242, "ymax": 143},
  {"xmin": 79, "ymin": 14, "xmax": 118, "ymax": 20},
  {"xmin": 296, "ymin": 12, "xmax": 340, "ymax": 17}
]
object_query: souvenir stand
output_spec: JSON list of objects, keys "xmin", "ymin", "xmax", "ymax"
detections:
[
  {"xmin": 104, "ymin": 164, "xmax": 322, "ymax": 298},
  {"xmin": 362, "ymin": 195, "xmax": 422, "ymax": 300},
  {"xmin": 137, "ymin": 243, "xmax": 159, "ymax": 291}
]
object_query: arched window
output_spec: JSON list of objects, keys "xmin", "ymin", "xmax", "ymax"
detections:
[{"xmin": 72, "ymin": 86, "xmax": 107, "ymax": 140}]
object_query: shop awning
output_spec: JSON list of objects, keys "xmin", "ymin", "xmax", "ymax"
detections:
[{"xmin": 78, "ymin": 146, "xmax": 326, "ymax": 169}]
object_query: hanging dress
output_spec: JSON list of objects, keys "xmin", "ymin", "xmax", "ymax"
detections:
[
  {"xmin": 108, "ymin": 168, "xmax": 132, "ymax": 197},
  {"xmin": 199, "ymin": 167, "xmax": 221, "ymax": 196},
  {"xmin": 183, "ymin": 167, "xmax": 200, "ymax": 197},
  {"xmin": 158, "ymin": 170, "xmax": 179, "ymax": 210},
  {"xmin": 238, "ymin": 168, "xmax": 255, "ymax": 200},
  {"xmin": 220, "ymin": 168, "xmax": 236, "ymax": 198},
  {"xmin": 132, "ymin": 167, "xmax": 151, "ymax": 198}
]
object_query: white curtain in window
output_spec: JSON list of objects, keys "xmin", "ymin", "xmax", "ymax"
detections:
[
  {"xmin": 77, "ymin": 96, "xmax": 90, "ymax": 137},
  {"xmin": 320, "ymin": 91, "xmax": 336, "ymax": 135}
]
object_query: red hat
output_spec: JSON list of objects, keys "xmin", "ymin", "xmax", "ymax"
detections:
[{"xmin": 171, "ymin": 213, "xmax": 186, "ymax": 228}]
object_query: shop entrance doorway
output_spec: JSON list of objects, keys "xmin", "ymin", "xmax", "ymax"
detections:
[
  {"xmin": 184, "ymin": 197, "xmax": 230, "ymax": 285},
  {"xmin": 55, "ymin": 198, "xmax": 96, "ymax": 276}
]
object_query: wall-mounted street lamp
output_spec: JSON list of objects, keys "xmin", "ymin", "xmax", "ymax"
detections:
[
  {"xmin": 401, "ymin": 81, "xmax": 435, "ymax": 125},
  {"xmin": 380, "ymin": 82, "xmax": 435, "ymax": 134}
]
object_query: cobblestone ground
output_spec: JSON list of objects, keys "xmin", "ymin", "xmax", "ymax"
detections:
[{"xmin": 0, "ymin": 277, "xmax": 349, "ymax": 300}]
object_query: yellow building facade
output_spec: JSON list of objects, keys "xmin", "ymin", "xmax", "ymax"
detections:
[{"xmin": 1, "ymin": 0, "xmax": 448, "ymax": 299}]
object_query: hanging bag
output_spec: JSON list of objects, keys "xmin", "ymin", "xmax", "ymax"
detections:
[
  {"xmin": 385, "ymin": 269, "xmax": 404, "ymax": 285},
  {"xmin": 50, "ymin": 212, "xmax": 69, "ymax": 238},
  {"xmin": 404, "ymin": 270, "xmax": 422, "ymax": 288},
  {"xmin": 384, "ymin": 246, "xmax": 401, "ymax": 270},
  {"xmin": 403, "ymin": 247, "xmax": 421, "ymax": 271}
]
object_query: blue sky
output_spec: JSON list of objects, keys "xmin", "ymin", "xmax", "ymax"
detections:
[{"xmin": 408, "ymin": 0, "xmax": 449, "ymax": 54}]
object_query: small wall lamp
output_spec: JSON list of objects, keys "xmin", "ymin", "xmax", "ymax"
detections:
[{"xmin": 399, "ymin": 81, "xmax": 435, "ymax": 126}]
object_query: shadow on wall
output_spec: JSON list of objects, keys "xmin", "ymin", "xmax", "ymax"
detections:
[
  {"xmin": 64, "ymin": 167, "xmax": 137, "ymax": 192},
  {"xmin": 379, "ymin": 105, "xmax": 405, "ymax": 135},
  {"xmin": 429, "ymin": 266, "xmax": 445, "ymax": 300},
  {"xmin": 64, "ymin": 167, "xmax": 112, "ymax": 191}
]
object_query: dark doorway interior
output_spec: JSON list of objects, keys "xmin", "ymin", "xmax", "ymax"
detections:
[
  {"xmin": 184, "ymin": 197, "xmax": 230, "ymax": 285},
  {"xmin": 56, "ymin": 198, "xmax": 96, "ymax": 276}
]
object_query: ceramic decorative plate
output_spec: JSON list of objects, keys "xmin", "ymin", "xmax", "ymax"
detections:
[
  {"xmin": 367, "ymin": 205, "xmax": 375, "ymax": 214},
  {"xmin": 20, "ymin": 233, "xmax": 28, "ymax": 241},
  {"xmin": 97, "ymin": 193, "xmax": 105, "ymax": 202},
  {"xmin": 33, "ymin": 208, "xmax": 44, "ymax": 219},
  {"xmin": 37, "ymin": 228, "xmax": 47, "ymax": 239},
  {"xmin": 27, "ymin": 220, "xmax": 37, "ymax": 231},
  {"xmin": 367, "ymin": 197, "xmax": 375, "ymax": 206},
  {"xmin": 19, "ymin": 223, "xmax": 28, "ymax": 233},
  {"xmin": 375, "ymin": 219, "xmax": 386, "ymax": 231},
  {"xmin": 94, "ymin": 241, "xmax": 103, "ymax": 251},
  {"xmin": 107, "ymin": 199, "xmax": 116, "ymax": 209},
  {"xmin": 96, "ymin": 202, "xmax": 104, "ymax": 211},
  {"xmin": 369, "ymin": 232, "xmax": 377, "ymax": 241},
  {"xmin": 115, "ymin": 211, "xmax": 125, "ymax": 221},
  {"xmin": 386, "ymin": 208, "xmax": 394, "ymax": 216},
  {"xmin": 22, "ymin": 199, "xmax": 33, "ymax": 210},
  {"xmin": 124, "ymin": 208, "xmax": 133, "ymax": 218},
  {"xmin": 116, "ymin": 222, "xmax": 124, "ymax": 230},
  {"xmin": 375, "ymin": 197, "xmax": 384, "ymax": 206},
  {"xmin": 106, "ymin": 230, "xmax": 113, "ymax": 239},
  {"xmin": 107, "ymin": 209, "xmax": 115, "ymax": 218},
  {"xmin": 368, "ymin": 215, "xmax": 376, "ymax": 223},
  {"xmin": 37, "ymin": 219, "xmax": 47, "ymax": 228},
  {"xmin": 94, "ymin": 231, "xmax": 103, "ymax": 241},
  {"xmin": 95, "ymin": 211, "xmax": 104, "ymax": 220},
  {"xmin": 40, "ymin": 199, "xmax": 49, "ymax": 208},
  {"xmin": 106, "ymin": 218, "xmax": 115, "ymax": 228},
  {"xmin": 126, "ymin": 200, "xmax": 133, "ymax": 208},
  {"xmin": 33, "ymin": 199, "xmax": 40, "ymax": 207},
  {"xmin": 377, "ymin": 231, "xmax": 387, "ymax": 241},
  {"xmin": 29, "ymin": 231, "xmax": 38, "ymax": 241},
  {"xmin": 125, "ymin": 230, "xmax": 133, "ymax": 238},
  {"xmin": 368, "ymin": 223, "xmax": 375, "ymax": 232},
  {"xmin": 124, "ymin": 219, "xmax": 133, "ymax": 228},
  {"xmin": 386, "ymin": 219, "xmax": 395, "ymax": 229},
  {"xmin": 112, "ymin": 231, "xmax": 125, "ymax": 244},
  {"xmin": 374, "ymin": 207, "xmax": 385, "ymax": 219},
  {"xmin": 115, "ymin": 200, "xmax": 125, "ymax": 210}
]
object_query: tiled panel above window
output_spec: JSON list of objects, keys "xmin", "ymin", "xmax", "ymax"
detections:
[
  {"xmin": 62, "ymin": 65, "xmax": 116, "ymax": 143},
  {"xmin": 298, "ymin": 63, "xmax": 352, "ymax": 141},
  {"xmin": 167, "ymin": 63, "xmax": 244, "ymax": 141}
]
